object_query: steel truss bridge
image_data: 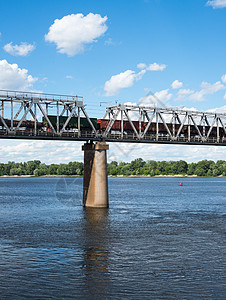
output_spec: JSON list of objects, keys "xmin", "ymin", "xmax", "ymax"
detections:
[{"xmin": 0, "ymin": 89, "xmax": 225, "ymax": 146}]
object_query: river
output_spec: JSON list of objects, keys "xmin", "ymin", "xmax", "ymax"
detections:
[{"xmin": 0, "ymin": 177, "xmax": 225, "ymax": 299}]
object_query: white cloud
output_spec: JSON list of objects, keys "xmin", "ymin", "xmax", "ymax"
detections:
[
  {"xmin": 189, "ymin": 81, "xmax": 225, "ymax": 101},
  {"xmin": 206, "ymin": 0, "xmax": 226, "ymax": 8},
  {"xmin": 0, "ymin": 140, "xmax": 83, "ymax": 164},
  {"xmin": 45, "ymin": 13, "xmax": 108, "ymax": 56},
  {"xmin": 137, "ymin": 63, "xmax": 147, "ymax": 70},
  {"xmin": 1, "ymin": 139, "xmax": 225, "ymax": 164},
  {"xmin": 65, "ymin": 75, "xmax": 73, "ymax": 79},
  {"xmin": 207, "ymin": 105, "xmax": 226, "ymax": 113},
  {"xmin": 3, "ymin": 42, "xmax": 35, "ymax": 56},
  {"xmin": 224, "ymin": 93, "xmax": 226, "ymax": 100},
  {"xmin": 221, "ymin": 74, "xmax": 226, "ymax": 83},
  {"xmin": 0, "ymin": 59, "xmax": 37, "ymax": 90},
  {"xmin": 104, "ymin": 62, "xmax": 167, "ymax": 96},
  {"xmin": 108, "ymin": 142, "xmax": 226, "ymax": 163},
  {"xmin": 139, "ymin": 89, "xmax": 172, "ymax": 106},
  {"xmin": 104, "ymin": 69, "xmax": 146, "ymax": 96},
  {"xmin": 137, "ymin": 62, "xmax": 167, "ymax": 71},
  {"xmin": 104, "ymin": 37, "xmax": 114, "ymax": 46},
  {"xmin": 146, "ymin": 62, "xmax": 167, "ymax": 71},
  {"xmin": 175, "ymin": 88, "xmax": 195, "ymax": 100},
  {"xmin": 177, "ymin": 89, "xmax": 194, "ymax": 96},
  {"xmin": 171, "ymin": 80, "xmax": 183, "ymax": 89}
]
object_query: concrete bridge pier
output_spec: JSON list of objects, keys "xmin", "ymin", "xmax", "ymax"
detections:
[{"xmin": 82, "ymin": 141, "xmax": 109, "ymax": 208}]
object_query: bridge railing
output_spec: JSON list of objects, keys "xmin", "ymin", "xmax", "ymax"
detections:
[{"xmin": 0, "ymin": 128, "xmax": 225, "ymax": 145}]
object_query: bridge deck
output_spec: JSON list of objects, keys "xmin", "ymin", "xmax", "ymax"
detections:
[{"xmin": 0, "ymin": 129, "xmax": 225, "ymax": 146}]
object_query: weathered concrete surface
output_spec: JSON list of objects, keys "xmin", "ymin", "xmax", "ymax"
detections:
[{"xmin": 82, "ymin": 142, "xmax": 109, "ymax": 208}]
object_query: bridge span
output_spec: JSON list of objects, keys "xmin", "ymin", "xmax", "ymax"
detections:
[{"xmin": 0, "ymin": 90, "xmax": 225, "ymax": 207}]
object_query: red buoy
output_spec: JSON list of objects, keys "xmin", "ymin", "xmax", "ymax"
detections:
[{"xmin": 180, "ymin": 182, "xmax": 183, "ymax": 186}]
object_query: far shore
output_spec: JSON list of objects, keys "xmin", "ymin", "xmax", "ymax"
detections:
[{"xmin": 0, "ymin": 174, "xmax": 225, "ymax": 178}]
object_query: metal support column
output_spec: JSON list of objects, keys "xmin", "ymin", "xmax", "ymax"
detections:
[
  {"xmin": 121, "ymin": 110, "xmax": 123, "ymax": 138},
  {"xmin": 156, "ymin": 111, "xmax": 159, "ymax": 141},
  {"xmin": 11, "ymin": 99, "xmax": 13, "ymax": 129},
  {"xmin": 34, "ymin": 103, "xmax": 37, "ymax": 136}
]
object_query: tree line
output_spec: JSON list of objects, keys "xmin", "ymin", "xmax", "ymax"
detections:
[{"xmin": 0, "ymin": 159, "xmax": 225, "ymax": 177}]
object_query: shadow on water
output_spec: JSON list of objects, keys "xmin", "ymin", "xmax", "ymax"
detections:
[{"xmin": 81, "ymin": 207, "xmax": 111, "ymax": 298}]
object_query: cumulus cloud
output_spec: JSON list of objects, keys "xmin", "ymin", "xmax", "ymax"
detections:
[
  {"xmin": 137, "ymin": 62, "xmax": 167, "ymax": 71},
  {"xmin": 108, "ymin": 142, "xmax": 226, "ymax": 163},
  {"xmin": 139, "ymin": 89, "xmax": 172, "ymax": 106},
  {"xmin": 207, "ymin": 105, "xmax": 226, "ymax": 113},
  {"xmin": 104, "ymin": 62, "xmax": 167, "ymax": 96},
  {"xmin": 177, "ymin": 89, "xmax": 194, "ymax": 96},
  {"xmin": 104, "ymin": 69, "xmax": 146, "ymax": 96},
  {"xmin": 221, "ymin": 74, "xmax": 226, "ymax": 83},
  {"xmin": 45, "ymin": 13, "xmax": 108, "ymax": 56},
  {"xmin": 176, "ymin": 81, "xmax": 225, "ymax": 102},
  {"xmin": 206, "ymin": 0, "xmax": 226, "ymax": 8},
  {"xmin": 189, "ymin": 81, "xmax": 225, "ymax": 101},
  {"xmin": 0, "ymin": 59, "xmax": 37, "ymax": 90},
  {"xmin": 65, "ymin": 75, "xmax": 73, "ymax": 79},
  {"xmin": 3, "ymin": 42, "xmax": 35, "ymax": 56},
  {"xmin": 171, "ymin": 80, "xmax": 183, "ymax": 89},
  {"xmin": 137, "ymin": 63, "xmax": 147, "ymax": 69},
  {"xmin": 224, "ymin": 93, "xmax": 226, "ymax": 100},
  {"xmin": 0, "ymin": 140, "xmax": 84, "ymax": 164},
  {"xmin": 146, "ymin": 62, "xmax": 166, "ymax": 71}
]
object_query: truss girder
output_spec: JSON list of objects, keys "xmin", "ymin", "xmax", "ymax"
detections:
[
  {"xmin": 0, "ymin": 91, "xmax": 225, "ymax": 145},
  {"xmin": 0, "ymin": 90, "xmax": 97, "ymax": 137},
  {"xmin": 102, "ymin": 104, "xmax": 226, "ymax": 145}
]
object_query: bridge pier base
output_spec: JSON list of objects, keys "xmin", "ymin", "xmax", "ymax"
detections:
[{"xmin": 82, "ymin": 142, "xmax": 109, "ymax": 208}]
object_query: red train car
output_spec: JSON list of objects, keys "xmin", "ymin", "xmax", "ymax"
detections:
[{"xmin": 97, "ymin": 118, "xmax": 225, "ymax": 138}]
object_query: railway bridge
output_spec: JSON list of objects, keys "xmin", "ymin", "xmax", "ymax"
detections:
[{"xmin": 0, "ymin": 90, "xmax": 225, "ymax": 207}]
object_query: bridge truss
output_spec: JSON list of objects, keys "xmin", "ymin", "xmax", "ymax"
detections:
[
  {"xmin": 102, "ymin": 104, "xmax": 226, "ymax": 145},
  {"xmin": 0, "ymin": 89, "xmax": 97, "ymax": 138},
  {"xmin": 0, "ymin": 90, "xmax": 225, "ymax": 146}
]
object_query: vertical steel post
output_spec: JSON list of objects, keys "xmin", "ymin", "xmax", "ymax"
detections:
[
  {"xmin": 24, "ymin": 102, "xmax": 27, "ymax": 121},
  {"xmin": 139, "ymin": 108, "xmax": 141, "ymax": 137},
  {"xmin": 173, "ymin": 112, "xmax": 176, "ymax": 138},
  {"xmin": 34, "ymin": 103, "xmax": 37, "ymax": 136},
  {"xmin": 78, "ymin": 107, "xmax": 81, "ymax": 137},
  {"xmin": 202, "ymin": 114, "xmax": 205, "ymax": 137},
  {"xmin": 57, "ymin": 101, "xmax": 59, "ymax": 134},
  {"xmin": 156, "ymin": 111, "xmax": 159, "ymax": 141},
  {"xmin": 121, "ymin": 110, "xmax": 123, "ymax": 138},
  {"xmin": 11, "ymin": 99, "xmax": 13, "ymax": 129},
  {"xmin": 217, "ymin": 117, "xmax": 219, "ymax": 143},
  {"xmin": 188, "ymin": 115, "xmax": 191, "ymax": 142}
]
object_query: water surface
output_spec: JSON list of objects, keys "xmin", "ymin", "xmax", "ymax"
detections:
[{"xmin": 0, "ymin": 177, "xmax": 225, "ymax": 299}]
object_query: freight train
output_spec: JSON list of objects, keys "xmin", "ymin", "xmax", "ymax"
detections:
[{"xmin": 0, "ymin": 115, "xmax": 225, "ymax": 138}]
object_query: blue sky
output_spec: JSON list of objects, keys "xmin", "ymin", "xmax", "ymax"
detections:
[{"xmin": 0, "ymin": 0, "xmax": 226, "ymax": 163}]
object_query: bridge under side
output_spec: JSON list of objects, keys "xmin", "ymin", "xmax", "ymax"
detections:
[
  {"xmin": 0, "ymin": 133, "xmax": 225, "ymax": 146},
  {"xmin": 82, "ymin": 142, "xmax": 109, "ymax": 208}
]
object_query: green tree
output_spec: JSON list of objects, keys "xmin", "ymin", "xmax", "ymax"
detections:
[
  {"xmin": 26, "ymin": 160, "xmax": 41, "ymax": 175},
  {"xmin": 10, "ymin": 168, "xmax": 22, "ymax": 176},
  {"xmin": 33, "ymin": 169, "xmax": 40, "ymax": 176}
]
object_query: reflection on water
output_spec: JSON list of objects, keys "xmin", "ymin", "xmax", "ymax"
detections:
[
  {"xmin": 0, "ymin": 176, "xmax": 225, "ymax": 299},
  {"xmin": 82, "ymin": 208, "xmax": 111, "ymax": 298}
]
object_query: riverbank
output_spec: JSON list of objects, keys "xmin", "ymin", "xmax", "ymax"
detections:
[{"xmin": 0, "ymin": 174, "xmax": 225, "ymax": 178}]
